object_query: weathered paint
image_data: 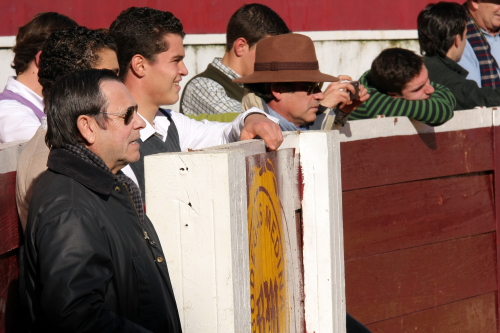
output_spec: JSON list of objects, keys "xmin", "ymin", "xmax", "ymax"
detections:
[
  {"xmin": 299, "ymin": 131, "xmax": 346, "ymax": 333},
  {"xmin": 0, "ymin": 0, "xmax": 461, "ymax": 36},
  {"xmin": 247, "ymin": 157, "xmax": 289, "ymax": 333}
]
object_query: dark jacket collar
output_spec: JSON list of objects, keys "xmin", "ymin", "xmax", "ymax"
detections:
[
  {"xmin": 426, "ymin": 55, "xmax": 469, "ymax": 78},
  {"xmin": 47, "ymin": 148, "xmax": 115, "ymax": 195}
]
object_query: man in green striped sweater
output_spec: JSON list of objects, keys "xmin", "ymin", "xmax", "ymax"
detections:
[{"xmin": 350, "ymin": 48, "xmax": 456, "ymax": 126}]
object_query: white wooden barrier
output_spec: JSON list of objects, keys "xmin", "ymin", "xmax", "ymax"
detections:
[{"xmin": 145, "ymin": 132, "xmax": 346, "ymax": 332}]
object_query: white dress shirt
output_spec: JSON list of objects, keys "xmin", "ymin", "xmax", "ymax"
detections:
[
  {"xmin": 122, "ymin": 107, "xmax": 277, "ymax": 183},
  {"xmin": 0, "ymin": 77, "xmax": 44, "ymax": 143}
]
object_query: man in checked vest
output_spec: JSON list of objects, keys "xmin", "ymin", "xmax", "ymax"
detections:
[
  {"xmin": 180, "ymin": 3, "xmax": 291, "ymax": 115},
  {"xmin": 459, "ymin": 0, "xmax": 500, "ymax": 88}
]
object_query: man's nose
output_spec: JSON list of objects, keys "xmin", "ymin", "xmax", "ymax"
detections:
[
  {"xmin": 426, "ymin": 83, "xmax": 435, "ymax": 95},
  {"xmin": 179, "ymin": 61, "xmax": 188, "ymax": 76},
  {"xmin": 314, "ymin": 90, "xmax": 325, "ymax": 100},
  {"xmin": 132, "ymin": 112, "xmax": 146, "ymax": 130}
]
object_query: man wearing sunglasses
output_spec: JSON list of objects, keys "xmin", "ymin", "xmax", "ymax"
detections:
[
  {"xmin": 24, "ymin": 69, "xmax": 183, "ymax": 332},
  {"xmin": 237, "ymin": 33, "xmax": 369, "ymax": 131}
]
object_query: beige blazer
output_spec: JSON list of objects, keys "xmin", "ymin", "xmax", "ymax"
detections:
[{"xmin": 16, "ymin": 127, "xmax": 49, "ymax": 230}]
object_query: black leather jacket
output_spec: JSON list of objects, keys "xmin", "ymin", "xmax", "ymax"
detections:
[{"xmin": 24, "ymin": 148, "xmax": 182, "ymax": 333}]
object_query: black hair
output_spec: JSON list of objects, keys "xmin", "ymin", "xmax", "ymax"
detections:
[
  {"xmin": 370, "ymin": 48, "xmax": 423, "ymax": 95},
  {"xmin": 45, "ymin": 69, "xmax": 120, "ymax": 148},
  {"xmin": 109, "ymin": 7, "xmax": 185, "ymax": 80},
  {"xmin": 12, "ymin": 12, "xmax": 78, "ymax": 75},
  {"xmin": 226, "ymin": 3, "xmax": 291, "ymax": 52},
  {"xmin": 38, "ymin": 26, "xmax": 117, "ymax": 97},
  {"xmin": 418, "ymin": 2, "xmax": 468, "ymax": 57}
]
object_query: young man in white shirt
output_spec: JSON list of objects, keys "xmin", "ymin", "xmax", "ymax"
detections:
[
  {"xmin": 109, "ymin": 7, "xmax": 283, "ymax": 194},
  {"xmin": 0, "ymin": 12, "xmax": 77, "ymax": 143}
]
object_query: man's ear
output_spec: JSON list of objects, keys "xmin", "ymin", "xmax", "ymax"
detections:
[
  {"xmin": 271, "ymin": 83, "xmax": 284, "ymax": 101},
  {"xmin": 454, "ymin": 34, "xmax": 462, "ymax": 48},
  {"xmin": 469, "ymin": 0, "xmax": 479, "ymax": 10},
  {"xmin": 233, "ymin": 37, "xmax": 250, "ymax": 57},
  {"xmin": 130, "ymin": 54, "xmax": 147, "ymax": 78},
  {"xmin": 34, "ymin": 51, "xmax": 42, "ymax": 68},
  {"xmin": 77, "ymin": 114, "xmax": 99, "ymax": 145}
]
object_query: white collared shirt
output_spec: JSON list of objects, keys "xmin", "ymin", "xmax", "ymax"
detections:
[
  {"xmin": 0, "ymin": 77, "xmax": 44, "ymax": 143},
  {"xmin": 122, "ymin": 107, "xmax": 278, "ymax": 185}
]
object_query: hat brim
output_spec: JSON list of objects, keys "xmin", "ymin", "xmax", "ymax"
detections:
[{"xmin": 233, "ymin": 70, "xmax": 339, "ymax": 84}]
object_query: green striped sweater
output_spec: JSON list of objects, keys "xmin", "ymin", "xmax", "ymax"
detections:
[{"xmin": 350, "ymin": 70, "xmax": 456, "ymax": 126}]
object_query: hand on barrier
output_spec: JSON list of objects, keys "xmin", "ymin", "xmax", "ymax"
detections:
[{"xmin": 241, "ymin": 113, "xmax": 283, "ymax": 150}]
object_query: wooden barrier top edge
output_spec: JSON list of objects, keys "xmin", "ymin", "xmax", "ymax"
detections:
[{"xmin": 337, "ymin": 108, "xmax": 498, "ymax": 143}]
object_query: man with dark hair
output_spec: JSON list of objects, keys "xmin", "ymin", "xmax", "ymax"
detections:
[
  {"xmin": 109, "ymin": 7, "xmax": 283, "ymax": 195},
  {"xmin": 239, "ymin": 34, "xmax": 369, "ymax": 131},
  {"xmin": 16, "ymin": 26, "xmax": 120, "ymax": 229},
  {"xmin": 180, "ymin": 3, "xmax": 291, "ymax": 115},
  {"xmin": 419, "ymin": 1, "xmax": 500, "ymax": 109},
  {"xmin": 0, "ymin": 12, "xmax": 77, "ymax": 143},
  {"xmin": 24, "ymin": 69, "xmax": 182, "ymax": 332},
  {"xmin": 349, "ymin": 48, "xmax": 455, "ymax": 126},
  {"xmin": 458, "ymin": 0, "xmax": 500, "ymax": 87}
]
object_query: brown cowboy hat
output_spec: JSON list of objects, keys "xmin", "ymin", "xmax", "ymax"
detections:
[{"xmin": 233, "ymin": 33, "xmax": 339, "ymax": 84}]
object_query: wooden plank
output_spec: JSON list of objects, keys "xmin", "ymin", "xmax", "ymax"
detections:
[
  {"xmin": 246, "ymin": 149, "xmax": 303, "ymax": 333},
  {"xmin": 493, "ymin": 113, "xmax": 500, "ymax": 329},
  {"xmin": 299, "ymin": 131, "xmax": 346, "ymax": 332},
  {"xmin": 366, "ymin": 293, "xmax": 497, "ymax": 333},
  {"xmin": 341, "ymin": 127, "xmax": 494, "ymax": 191},
  {"xmin": 145, "ymin": 149, "xmax": 250, "ymax": 333},
  {"xmin": 0, "ymin": 251, "xmax": 21, "ymax": 333},
  {"xmin": 345, "ymin": 233, "xmax": 497, "ymax": 324},
  {"xmin": 0, "ymin": 172, "xmax": 21, "ymax": 255},
  {"xmin": 343, "ymin": 173, "xmax": 496, "ymax": 260}
]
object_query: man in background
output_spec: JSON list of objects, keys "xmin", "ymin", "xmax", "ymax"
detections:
[
  {"xmin": 459, "ymin": 0, "xmax": 500, "ymax": 87},
  {"xmin": 0, "ymin": 12, "xmax": 77, "ymax": 143},
  {"xmin": 180, "ymin": 3, "xmax": 291, "ymax": 115},
  {"xmin": 419, "ymin": 1, "xmax": 500, "ymax": 110}
]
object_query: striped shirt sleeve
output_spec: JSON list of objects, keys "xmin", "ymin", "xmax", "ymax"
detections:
[{"xmin": 350, "ymin": 71, "xmax": 456, "ymax": 126}]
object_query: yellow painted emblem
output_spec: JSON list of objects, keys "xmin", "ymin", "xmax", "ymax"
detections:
[{"xmin": 248, "ymin": 159, "xmax": 289, "ymax": 333}]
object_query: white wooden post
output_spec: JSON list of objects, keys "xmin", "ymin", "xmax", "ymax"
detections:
[
  {"xmin": 299, "ymin": 130, "xmax": 346, "ymax": 332},
  {"xmin": 145, "ymin": 149, "xmax": 250, "ymax": 333}
]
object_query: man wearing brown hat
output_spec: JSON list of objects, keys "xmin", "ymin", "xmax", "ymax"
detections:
[{"xmin": 236, "ymin": 33, "xmax": 370, "ymax": 130}]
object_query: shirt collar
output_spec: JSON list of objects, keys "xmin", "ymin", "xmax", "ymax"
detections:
[
  {"xmin": 440, "ymin": 56, "xmax": 469, "ymax": 78},
  {"xmin": 211, "ymin": 57, "xmax": 244, "ymax": 87},
  {"xmin": 47, "ymin": 147, "xmax": 115, "ymax": 195},
  {"xmin": 264, "ymin": 103, "xmax": 309, "ymax": 131},
  {"xmin": 138, "ymin": 110, "xmax": 170, "ymax": 142},
  {"xmin": 5, "ymin": 76, "xmax": 44, "ymax": 111}
]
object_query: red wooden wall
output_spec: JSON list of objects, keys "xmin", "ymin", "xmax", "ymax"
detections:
[
  {"xmin": 341, "ymin": 127, "xmax": 500, "ymax": 332},
  {"xmin": 0, "ymin": 0, "xmax": 462, "ymax": 37},
  {"xmin": 0, "ymin": 171, "xmax": 23, "ymax": 333}
]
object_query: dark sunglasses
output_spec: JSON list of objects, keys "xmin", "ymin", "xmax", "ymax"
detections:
[
  {"xmin": 296, "ymin": 82, "xmax": 324, "ymax": 95},
  {"xmin": 100, "ymin": 105, "xmax": 138, "ymax": 125}
]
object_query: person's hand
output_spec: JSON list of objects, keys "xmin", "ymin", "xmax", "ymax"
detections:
[
  {"xmin": 321, "ymin": 75, "xmax": 354, "ymax": 110},
  {"xmin": 241, "ymin": 113, "xmax": 283, "ymax": 150},
  {"xmin": 321, "ymin": 75, "xmax": 370, "ymax": 113},
  {"xmin": 341, "ymin": 83, "xmax": 370, "ymax": 113}
]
